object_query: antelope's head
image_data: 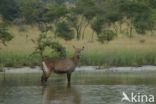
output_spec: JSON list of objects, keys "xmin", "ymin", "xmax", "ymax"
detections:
[{"xmin": 73, "ymin": 46, "xmax": 84, "ymax": 60}]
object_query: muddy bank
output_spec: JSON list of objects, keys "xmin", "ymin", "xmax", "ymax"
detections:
[{"xmin": 2, "ymin": 65, "xmax": 156, "ymax": 73}]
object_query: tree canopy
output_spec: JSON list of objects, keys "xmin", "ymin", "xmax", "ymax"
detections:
[{"xmin": 0, "ymin": 0, "xmax": 156, "ymax": 42}]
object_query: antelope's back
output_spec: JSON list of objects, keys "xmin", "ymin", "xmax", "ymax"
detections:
[
  {"xmin": 44, "ymin": 58, "xmax": 76, "ymax": 73},
  {"xmin": 54, "ymin": 58, "xmax": 76, "ymax": 73}
]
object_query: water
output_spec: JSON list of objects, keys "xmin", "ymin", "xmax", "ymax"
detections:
[
  {"xmin": 0, "ymin": 85, "xmax": 156, "ymax": 104},
  {"xmin": 0, "ymin": 67, "xmax": 156, "ymax": 104}
]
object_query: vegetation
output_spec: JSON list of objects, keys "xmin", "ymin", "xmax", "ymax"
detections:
[
  {"xmin": 0, "ymin": 0, "xmax": 156, "ymax": 67},
  {"xmin": 0, "ymin": 35, "xmax": 156, "ymax": 67},
  {"xmin": 97, "ymin": 30, "xmax": 117, "ymax": 44},
  {"xmin": 0, "ymin": 21, "xmax": 13, "ymax": 46},
  {"xmin": 55, "ymin": 21, "xmax": 74, "ymax": 41},
  {"xmin": 0, "ymin": 0, "xmax": 155, "ymax": 39}
]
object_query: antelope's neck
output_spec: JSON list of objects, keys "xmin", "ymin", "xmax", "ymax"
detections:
[{"xmin": 72, "ymin": 55, "xmax": 80, "ymax": 64}]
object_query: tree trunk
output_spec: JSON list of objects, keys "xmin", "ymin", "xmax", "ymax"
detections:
[
  {"xmin": 82, "ymin": 22, "xmax": 89, "ymax": 40},
  {"xmin": 129, "ymin": 24, "xmax": 133, "ymax": 38},
  {"xmin": 91, "ymin": 31, "xmax": 95, "ymax": 42},
  {"xmin": 76, "ymin": 29, "xmax": 81, "ymax": 40}
]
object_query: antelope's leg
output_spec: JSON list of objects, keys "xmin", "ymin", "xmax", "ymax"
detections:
[
  {"xmin": 41, "ymin": 73, "xmax": 46, "ymax": 83},
  {"xmin": 42, "ymin": 61, "xmax": 52, "ymax": 82},
  {"xmin": 67, "ymin": 73, "xmax": 71, "ymax": 86},
  {"xmin": 41, "ymin": 70, "xmax": 52, "ymax": 82},
  {"xmin": 45, "ymin": 71, "xmax": 52, "ymax": 81}
]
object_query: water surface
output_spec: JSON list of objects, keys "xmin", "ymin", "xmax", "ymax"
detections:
[{"xmin": 0, "ymin": 67, "xmax": 156, "ymax": 104}]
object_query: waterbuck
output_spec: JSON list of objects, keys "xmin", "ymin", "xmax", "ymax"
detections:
[{"xmin": 41, "ymin": 46, "xmax": 84, "ymax": 86}]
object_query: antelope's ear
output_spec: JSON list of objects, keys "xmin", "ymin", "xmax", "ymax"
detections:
[{"xmin": 82, "ymin": 46, "xmax": 85, "ymax": 50}]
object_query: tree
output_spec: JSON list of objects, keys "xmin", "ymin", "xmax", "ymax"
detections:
[
  {"xmin": 148, "ymin": 0, "xmax": 156, "ymax": 9},
  {"xmin": 41, "ymin": 4, "xmax": 69, "ymax": 37},
  {"xmin": 0, "ymin": 21, "xmax": 13, "ymax": 46},
  {"xmin": 102, "ymin": 0, "xmax": 123, "ymax": 33},
  {"xmin": 67, "ymin": 0, "xmax": 99, "ymax": 40},
  {"xmin": 55, "ymin": 21, "xmax": 74, "ymax": 41},
  {"xmin": 67, "ymin": 10, "xmax": 84, "ymax": 40},
  {"xmin": 133, "ymin": 13, "xmax": 152, "ymax": 34},
  {"xmin": 18, "ymin": 0, "xmax": 46, "ymax": 24},
  {"xmin": 44, "ymin": 4, "xmax": 68, "ymax": 23},
  {"xmin": 75, "ymin": 0, "xmax": 98, "ymax": 40},
  {"xmin": 91, "ymin": 17, "xmax": 105, "ymax": 35},
  {"xmin": 119, "ymin": 0, "xmax": 152, "ymax": 37},
  {"xmin": 0, "ymin": 0, "xmax": 19, "ymax": 21}
]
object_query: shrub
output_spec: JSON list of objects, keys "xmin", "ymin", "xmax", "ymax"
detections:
[
  {"xmin": 97, "ymin": 30, "xmax": 117, "ymax": 44},
  {"xmin": 50, "ymin": 42, "xmax": 66, "ymax": 57}
]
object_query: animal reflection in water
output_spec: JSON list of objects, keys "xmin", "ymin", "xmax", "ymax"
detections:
[{"xmin": 42, "ymin": 85, "xmax": 80, "ymax": 104}]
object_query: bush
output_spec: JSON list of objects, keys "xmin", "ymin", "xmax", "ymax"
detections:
[
  {"xmin": 97, "ymin": 30, "xmax": 117, "ymax": 44},
  {"xmin": 50, "ymin": 42, "xmax": 66, "ymax": 57}
]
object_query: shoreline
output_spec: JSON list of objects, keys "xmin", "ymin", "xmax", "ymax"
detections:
[{"xmin": 2, "ymin": 65, "xmax": 156, "ymax": 73}]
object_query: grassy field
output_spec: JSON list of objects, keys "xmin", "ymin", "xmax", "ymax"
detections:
[{"xmin": 0, "ymin": 25, "xmax": 156, "ymax": 67}]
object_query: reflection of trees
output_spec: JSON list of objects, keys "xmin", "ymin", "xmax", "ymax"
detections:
[{"xmin": 42, "ymin": 85, "xmax": 80, "ymax": 104}]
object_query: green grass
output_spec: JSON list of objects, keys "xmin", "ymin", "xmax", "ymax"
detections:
[
  {"xmin": 0, "ymin": 52, "xmax": 40, "ymax": 67},
  {"xmin": 81, "ymin": 49, "xmax": 156, "ymax": 66},
  {"xmin": 0, "ymin": 48, "xmax": 156, "ymax": 67}
]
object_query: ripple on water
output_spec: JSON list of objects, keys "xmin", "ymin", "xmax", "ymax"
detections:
[{"xmin": 0, "ymin": 85, "xmax": 156, "ymax": 104}]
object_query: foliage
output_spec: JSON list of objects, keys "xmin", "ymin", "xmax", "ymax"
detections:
[
  {"xmin": 50, "ymin": 41, "xmax": 66, "ymax": 57},
  {"xmin": 148, "ymin": 0, "xmax": 156, "ymax": 9},
  {"xmin": 76, "ymin": 0, "xmax": 97, "ymax": 20},
  {"xmin": 33, "ymin": 32, "xmax": 66, "ymax": 60},
  {"xmin": 97, "ymin": 30, "xmax": 117, "ymax": 44},
  {"xmin": 55, "ymin": 21, "xmax": 74, "ymax": 41},
  {"xmin": 91, "ymin": 17, "xmax": 106, "ymax": 35},
  {"xmin": 18, "ymin": 0, "xmax": 46, "ymax": 23},
  {"xmin": 45, "ymin": 4, "xmax": 68, "ymax": 22},
  {"xmin": 0, "ymin": 0, "xmax": 19, "ymax": 21},
  {"xmin": 133, "ymin": 15, "xmax": 151, "ymax": 34},
  {"xmin": 66, "ymin": 13, "xmax": 82, "ymax": 40},
  {"xmin": 0, "ymin": 0, "xmax": 156, "ymax": 43},
  {"xmin": 0, "ymin": 22, "xmax": 13, "ymax": 46}
]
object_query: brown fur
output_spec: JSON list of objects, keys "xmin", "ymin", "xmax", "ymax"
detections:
[
  {"xmin": 41, "ymin": 46, "xmax": 84, "ymax": 86},
  {"xmin": 44, "ymin": 58, "xmax": 75, "ymax": 73}
]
